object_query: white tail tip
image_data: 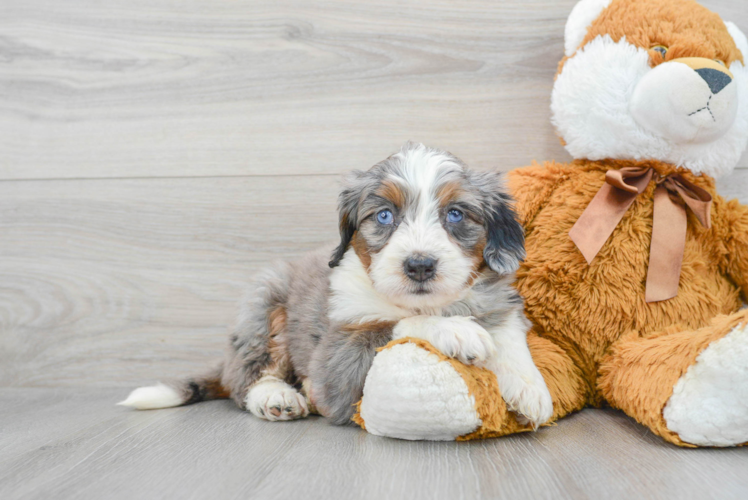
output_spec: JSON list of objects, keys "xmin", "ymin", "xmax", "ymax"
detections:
[{"xmin": 117, "ymin": 383, "xmax": 183, "ymax": 410}]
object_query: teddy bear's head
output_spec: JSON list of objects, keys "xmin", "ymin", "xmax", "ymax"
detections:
[{"xmin": 552, "ymin": 0, "xmax": 748, "ymax": 178}]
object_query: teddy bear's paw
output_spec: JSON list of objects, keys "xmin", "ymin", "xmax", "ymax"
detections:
[
  {"xmin": 663, "ymin": 323, "xmax": 748, "ymax": 447},
  {"xmin": 245, "ymin": 377, "xmax": 309, "ymax": 422},
  {"xmin": 392, "ymin": 316, "xmax": 496, "ymax": 365},
  {"xmin": 494, "ymin": 367, "xmax": 554, "ymax": 429},
  {"xmin": 358, "ymin": 342, "xmax": 482, "ymax": 440}
]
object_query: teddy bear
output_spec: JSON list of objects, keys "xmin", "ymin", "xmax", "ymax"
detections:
[{"xmin": 352, "ymin": 0, "xmax": 748, "ymax": 447}]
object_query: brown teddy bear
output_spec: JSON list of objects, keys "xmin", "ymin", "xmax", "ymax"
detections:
[{"xmin": 354, "ymin": 0, "xmax": 748, "ymax": 447}]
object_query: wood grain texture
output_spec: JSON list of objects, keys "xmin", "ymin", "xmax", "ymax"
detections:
[
  {"xmin": 0, "ymin": 175, "xmax": 339, "ymax": 386},
  {"xmin": 1, "ymin": 0, "xmax": 746, "ymax": 181},
  {"xmin": 2, "ymin": 2, "xmax": 748, "ymax": 498},
  {"xmin": 1, "ymin": 388, "xmax": 747, "ymax": 500}
]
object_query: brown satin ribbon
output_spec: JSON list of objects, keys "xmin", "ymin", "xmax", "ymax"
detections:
[{"xmin": 569, "ymin": 167, "xmax": 712, "ymax": 303}]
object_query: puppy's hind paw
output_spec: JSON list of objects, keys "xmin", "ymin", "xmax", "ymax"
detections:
[{"xmin": 245, "ymin": 378, "xmax": 309, "ymax": 422}]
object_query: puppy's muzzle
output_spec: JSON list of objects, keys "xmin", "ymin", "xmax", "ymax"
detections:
[{"xmin": 404, "ymin": 256, "xmax": 437, "ymax": 282}]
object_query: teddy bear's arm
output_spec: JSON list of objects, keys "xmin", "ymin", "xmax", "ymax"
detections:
[
  {"xmin": 392, "ymin": 312, "xmax": 555, "ymax": 428},
  {"xmin": 719, "ymin": 197, "xmax": 748, "ymax": 303},
  {"xmin": 506, "ymin": 162, "xmax": 567, "ymax": 226}
]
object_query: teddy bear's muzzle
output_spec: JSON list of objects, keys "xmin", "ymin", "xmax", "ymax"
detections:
[{"xmin": 630, "ymin": 57, "xmax": 738, "ymax": 144}]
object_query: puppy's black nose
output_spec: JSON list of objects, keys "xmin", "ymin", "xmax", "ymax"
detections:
[
  {"xmin": 695, "ymin": 67, "xmax": 732, "ymax": 94},
  {"xmin": 404, "ymin": 256, "xmax": 437, "ymax": 282}
]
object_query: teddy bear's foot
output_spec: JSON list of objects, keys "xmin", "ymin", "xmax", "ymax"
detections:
[
  {"xmin": 357, "ymin": 341, "xmax": 482, "ymax": 440},
  {"xmin": 599, "ymin": 310, "xmax": 748, "ymax": 447},
  {"xmin": 663, "ymin": 323, "xmax": 748, "ymax": 447}
]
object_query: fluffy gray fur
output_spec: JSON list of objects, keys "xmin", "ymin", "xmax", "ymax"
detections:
[{"xmin": 149, "ymin": 143, "xmax": 527, "ymax": 425}]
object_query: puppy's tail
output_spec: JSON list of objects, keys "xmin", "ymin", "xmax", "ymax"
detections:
[{"xmin": 117, "ymin": 364, "xmax": 229, "ymax": 410}]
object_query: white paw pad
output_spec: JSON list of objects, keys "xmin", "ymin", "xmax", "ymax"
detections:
[
  {"xmin": 245, "ymin": 379, "xmax": 309, "ymax": 422},
  {"xmin": 664, "ymin": 324, "xmax": 748, "ymax": 447},
  {"xmin": 359, "ymin": 342, "xmax": 481, "ymax": 440}
]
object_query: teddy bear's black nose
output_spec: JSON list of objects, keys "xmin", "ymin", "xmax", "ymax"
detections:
[
  {"xmin": 404, "ymin": 256, "xmax": 437, "ymax": 282},
  {"xmin": 695, "ymin": 68, "xmax": 732, "ymax": 94}
]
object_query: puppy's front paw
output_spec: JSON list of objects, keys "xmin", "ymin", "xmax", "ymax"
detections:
[
  {"xmin": 436, "ymin": 318, "xmax": 496, "ymax": 365},
  {"xmin": 495, "ymin": 369, "xmax": 554, "ymax": 428},
  {"xmin": 394, "ymin": 316, "xmax": 496, "ymax": 365},
  {"xmin": 245, "ymin": 378, "xmax": 309, "ymax": 421}
]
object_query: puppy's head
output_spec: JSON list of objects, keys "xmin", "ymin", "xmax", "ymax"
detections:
[{"xmin": 329, "ymin": 143, "xmax": 524, "ymax": 310}]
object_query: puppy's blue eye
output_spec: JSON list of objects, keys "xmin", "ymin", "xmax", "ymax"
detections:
[
  {"xmin": 447, "ymin": 209, "xmax": 463, "ymax": 223},
  {"xmin": 377, "ymin": 209, "xmax": 394, "ymax": 225}
]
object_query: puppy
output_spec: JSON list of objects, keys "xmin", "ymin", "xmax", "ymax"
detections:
[{"xmin": 119, "ymin": 143, "xmax": 554, "ymax": 427}]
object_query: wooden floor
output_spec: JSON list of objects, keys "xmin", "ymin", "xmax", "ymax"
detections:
[
  {"xmin": 2, "ymin": 0, "xmax": 748, "ymax": 499},
  {"xmin": 1, "ymin": 388, "xmax": 748, "ymax": 500}
]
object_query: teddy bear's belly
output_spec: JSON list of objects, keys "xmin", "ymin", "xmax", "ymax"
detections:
[{"xmin": 515, "ymin": 189, "xmax": 743, "ymax": 383}]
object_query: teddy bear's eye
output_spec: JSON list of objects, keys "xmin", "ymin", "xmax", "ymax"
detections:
[
  {"xmin": 651, "ymin": 45, "xmax": 668, "ymax": 58},
  {"xmin": 714, "ymin": 59, "xmax": 726, "ymax": 67}
]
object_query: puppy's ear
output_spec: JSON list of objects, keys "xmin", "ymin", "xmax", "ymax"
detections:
[
  {"xmin": 473, "ymin": 171, "xmax": 526, "ymax": 275},
  {"xmin": 329, "ymin": 171, "xmax": 366, "ymax": 268}
]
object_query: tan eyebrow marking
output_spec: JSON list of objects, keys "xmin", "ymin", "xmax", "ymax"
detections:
[
  {"xmin": 375, "ymin": 179, "xmax": 408, "ymax": 209},
  {"xmin": 436, "ymin": 180, "xmax": 466, "ymax": 208}
]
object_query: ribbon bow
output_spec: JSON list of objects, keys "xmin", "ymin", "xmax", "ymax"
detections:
[{"xmin": 568, "ymin": 167, "xmax": 712, "ymax": 303}]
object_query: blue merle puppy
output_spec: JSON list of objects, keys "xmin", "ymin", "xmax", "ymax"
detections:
[{"xmin": 119, "ymin": 143, "xmax": 553, "ymax": 428}]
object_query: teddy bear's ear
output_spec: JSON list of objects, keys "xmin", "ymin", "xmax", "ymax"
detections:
[
  {"xmin": 725, "ymin": 22, "xmax": 748, "ymax": 63},
  {"xmin": 565, "ymin": 0, "xmax": 613, "ymax": 57}
]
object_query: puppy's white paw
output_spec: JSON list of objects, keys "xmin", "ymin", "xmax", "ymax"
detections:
[
  {"xmin": 394, "ymin": 316, "xmax": 496, "ymax": 365},
  {"xmin": 494, "ymin": 367, "xmax": 554, "ymax": 428},
  {"xmin": 245, "ymin": 378, "xmax": 309, "ymax": 421},
  {"xmin": 437, "ymin": 319, "xmax": 496, "ymax": 366}
]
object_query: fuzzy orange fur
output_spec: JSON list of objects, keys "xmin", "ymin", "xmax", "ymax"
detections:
[
  {"xmin": 558, "ymin": 0, "xmax": 744, "ymax": 74},
  {"xmin": 598, "ymin": 310, "xmax": 748, "ymax": 446},
  {"xmin": 355, "ymin": 0, "xmax": 748, "ymax": 445},
  {"xmin": 506, "ymin": 4, "xmax": 748, "ymax": 441},
  {"xmin": 583, "ymin": 0, "xmax": 743, "ymax": 65},
  {"xmin": 507, "ymin": 158, "xmax": 748, "ymax": 446}
]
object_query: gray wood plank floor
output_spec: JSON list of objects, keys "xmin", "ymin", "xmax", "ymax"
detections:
[{"xmin": 1, "ymin": 388, "xmax": 747, "ymax": 500}]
